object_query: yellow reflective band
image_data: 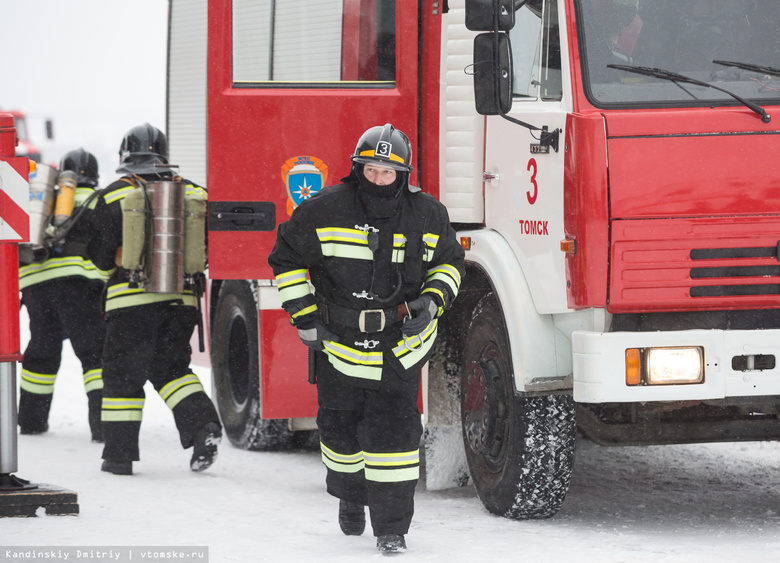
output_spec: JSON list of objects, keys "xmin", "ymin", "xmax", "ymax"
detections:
[
  {"xmin": 324, "ymin": 341, "xmax": 383, "ymax": 366},
  {"xmin": 83, "ymin": 369, "xmax": 104, "ymax": 393},
  {"xmin": 393, "ymin": 323, "xmax": 437, "ymax": 369},
  {"xmin": 316, "ymin": 228, "xmax": 373, "ymax": 260},
  {"xmin": 21, "ymin": 369, "xmax": 56, "ymax": 385},
  {"xmin": 291, "ymin": 304, "xmax": 318, "ymax": 320},
  {"xmin": 324, "ymin": 351, "xmax": 383, "ymax": 382},
  {"xmin": 102, "ymin": 410, "xmax": 143, "ymax": 422},
  {"xmin": 363, "ymin": 449, "xmax": 420, "ymax": 467},
  {"xmin": 316, "ymin": 227, "xmax": 369, "ymax": 245},
  {"xmin": 185, "ymin": 185, "xmax": 208, "ymax": 198},
  {"xmin": 358, "ymin": 149, "xmax": 405, "ymax": 164},
  {"xmin": 320, "ymin": 442, "xmax": 366, "ymax": 473},
  {"xmin": 102, "ymin": 397, "xmax": 145, "ymax": 410},
  {"xmin": 276, "ymin": 269, "xmax": 308, "ymax": 287},
  {"xmin": 425, "ymin": 264, "xmax": 462, "ymax": 296},
  {"xmin": 19, "ymin": 256, "xmax": 109, "ymax": 288},
  {"xmin": 159, "ymin": 374, "xmax": 205, "ymax": 410},
  {"xmin": 105, "ymin": 283, "xmax": 198, "ymax": 311},
  {"xmin": 104, "ymin": 186, "xmax": 137, "ymax": 204},
  {"xmin": 423, "ymin": 233, "xmax": 440, "ymax": 247},
  {"xmin": 364, "ymin": 466, "xmax": 420, "ymax": 483},
  {"xmin": 20, "ymin": 370, "xmax": 56, "ymax": 395}
]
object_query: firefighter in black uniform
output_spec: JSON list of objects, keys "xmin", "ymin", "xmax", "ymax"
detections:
[
  {"xmin": 19, "ymin": 148, "xmax": 108, "ymax": 441},
  {"xmin": 269, "ymin": 124, "xmax": 465, "ymax": 554},
  {"xmin": 86, "ymin": 123, "xmax": 221, "ymax": 475}
]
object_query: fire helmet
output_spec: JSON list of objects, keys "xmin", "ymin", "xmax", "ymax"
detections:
[
  {"xmin": 351, "ymin": 123, "xmax": 413, "ymax": 173},
  {"xmin": 116, "ymin": 123, "xmax": 168, "ymax": 175},
  {"xmin": 59, "ymin": 148, "xmax": 99, "ymax": 187}
]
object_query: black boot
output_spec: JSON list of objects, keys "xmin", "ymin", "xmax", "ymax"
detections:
[
  {"xmin": 338, "ymin": 499, "xmax": 366, "ymax": 536},
  {"xmin": 101, "ymin": 460, "xmax": 133, "ymax": 475},
  {"xmin": 88, "ymin": 390, "xmax": 103, "ymax": 443},
  {"xmin": 377, "ymin": 534, "xmax": 407, "ymax": 554},
  {"xmin": 190, "ymin": 422, "xmax": 221, "ymax": 472}
]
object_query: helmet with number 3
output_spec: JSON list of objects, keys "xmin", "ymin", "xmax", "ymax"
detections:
[{"xmin": 351, "ymin": 123, "xmax": 413, "ymax": 173}]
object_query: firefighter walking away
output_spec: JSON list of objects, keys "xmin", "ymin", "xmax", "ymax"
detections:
[
  {"xmin": 86, "ymin": 123, "xmax": 221, "ymax": 475},
  {"xmin": 269, "ymin": 124, "xmax": 465, "ymax": 554},
  {"xmin": 18, "ymin": 148, "xmax": 108, "ymax": 442}
]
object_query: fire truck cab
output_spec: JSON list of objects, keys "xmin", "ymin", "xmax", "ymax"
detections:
[{"xmin": 168, "ymin": 0, "xmax": 780, "ymax": 519}]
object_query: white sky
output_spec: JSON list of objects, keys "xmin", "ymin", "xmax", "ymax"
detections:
[{"xmin": 0, "ymin": 0, "xmax": 169, "ymax": 186}]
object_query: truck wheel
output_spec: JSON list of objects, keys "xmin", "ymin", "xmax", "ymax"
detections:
[
  {"xmin": 461, "ymin": 292, "xmax": 576, "ymax": 519},
  {"xmin": 212, "ymin": 280, "xmax": 293, "ymax": 450}
]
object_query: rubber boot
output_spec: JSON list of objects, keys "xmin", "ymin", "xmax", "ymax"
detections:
[{"xmin": 339, "ymin": 500, "xmax": 366, "ymax": 536}]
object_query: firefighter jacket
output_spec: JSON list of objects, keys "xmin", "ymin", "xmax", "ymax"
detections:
[
  {"xmin": 268, "ymin": 177, "xmax": 465, "ymax": 388},
  {"xmin": 19, "ymin": 185, "xmax": 109, "ymax": 290},
  {"xmin": 86, "ymin": 175, "xmax": 207, "ymax": 314}
]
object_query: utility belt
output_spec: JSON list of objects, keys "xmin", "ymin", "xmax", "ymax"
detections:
[{"xmin": 318, "ymin": 298, "xmax": 410, "ymax": 334}]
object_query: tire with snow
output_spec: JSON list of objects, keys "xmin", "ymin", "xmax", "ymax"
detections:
[
  {"xmin": 461, "ymin": 292, "xmax": 576, "ymax": 519},
  {"xmin": 211, "ymin": 280, "xmax": 293, "ymax": 450}
]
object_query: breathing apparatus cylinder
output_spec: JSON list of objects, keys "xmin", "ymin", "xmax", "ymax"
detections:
[
  {"xmin": 53, "ymin": 170, "xmax": 77, "ymax": 227},
  {"xmin": 146, "ymin": 179, "xmax": 185, "ymax": 293},
  {"xmin": 27, "ymin": 163, "xmax": 58, "ymax": 246},
  {"xmin": 120, "ymin": 187, "xmax": 148, "ymax": 272},
  {"xmin": 184, "ymin": 189, "xmax": 207, "ymax": 275}
]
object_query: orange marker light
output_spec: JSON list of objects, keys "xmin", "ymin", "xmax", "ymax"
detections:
[
  {"xmin": 626, "ymin": 348, "xmax": 642, "ymax": 385},
  {"xmin": 560, "ymin": 238, "xmax": 576, "ymax": 254},
  {"xmin": 460, "ymin": 237, "xmax": 472, "ymax": 251},
  {"xmin": 28, "ymin": 160, "xmax": 36, "ymax": 175}
]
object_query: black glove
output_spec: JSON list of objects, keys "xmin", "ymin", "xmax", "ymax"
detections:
[
  {"xmin": 402, "ymin": 295, "xmax": 439, "ymax": 337},
  {"xmin": 297, "ymin": 319, "xmax": 340, "ymax": 351}
]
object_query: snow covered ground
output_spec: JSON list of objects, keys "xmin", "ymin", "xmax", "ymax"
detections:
[{"xmin": 5, "ymin": 313, "xmax": 780, "ymax": 562}]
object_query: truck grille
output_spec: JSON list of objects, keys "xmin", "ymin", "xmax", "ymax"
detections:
[{"xmin": 609, "ymin": 217, "xmax": 780, "ymax": 312}]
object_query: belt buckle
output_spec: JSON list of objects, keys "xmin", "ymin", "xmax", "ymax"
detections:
[{"xmin": 359, "ymin": 309, "xmax": 385, "ymax": 333}]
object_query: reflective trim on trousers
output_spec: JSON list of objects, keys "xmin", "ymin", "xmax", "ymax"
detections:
[
  {"xmin": 20, "ymin": 369, "xmax": 56, "ymax": 394},
  {"xmin": 83, "ymin": 368, "xmax": 103, "ymax": 393},
  {"xmin": 159, "ymin": 373, "xmax": 205, "ymax": 410},
  {"xmin": 101, "ymin": 397, "xmax": 145, "ymax": 422},
  {"xmin": 363, "ymin": 449, "xmax": 421, "ymax": 483},
  {"xmin": 320, "ymin": 441, "xmax": 365, "ymax": 474}
]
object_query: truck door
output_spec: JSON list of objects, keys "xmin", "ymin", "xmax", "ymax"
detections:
[
  {"xmin": 483, "ymin": 0, "xmax": 570, "ymax": 314},
  {"xmin": 208, "ymin": 0, "xmax": 420, "ymax": 281}
]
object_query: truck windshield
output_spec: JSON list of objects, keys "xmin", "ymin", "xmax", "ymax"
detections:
[{"xmin": 576, "ymin": 0, "xmax": 780, "ymax": 107}]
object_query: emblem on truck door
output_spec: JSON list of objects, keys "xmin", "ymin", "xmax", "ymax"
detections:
[{"xmin": 282, "ymin": 155, "xmax": 329, "ymax": 216}]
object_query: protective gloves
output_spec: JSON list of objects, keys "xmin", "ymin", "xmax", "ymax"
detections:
[
  {"xmin": 402, "ymin": 295, "xmax": 439, "ymax": 337},
  {"xmin": 298, "ymin": 319, "xmax": 340, "ymax": 351}
]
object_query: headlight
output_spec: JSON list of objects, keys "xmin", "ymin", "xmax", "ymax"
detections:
[{"xmin": 625, "ymin": 347, "xmax": 704, "ymax": 386}]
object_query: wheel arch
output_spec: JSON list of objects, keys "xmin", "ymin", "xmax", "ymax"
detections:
[{"xmin": 441, "ymin": 229, "xmax": 559, "ymax": 393}]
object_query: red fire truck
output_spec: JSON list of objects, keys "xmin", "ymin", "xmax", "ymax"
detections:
[
  {"xmin": 168, "ymin": 0, "xmax": 780, "ymax": 519},
  {"xmin": 0, "ymin": 109, "xmax": 52, "ymax": 164}
]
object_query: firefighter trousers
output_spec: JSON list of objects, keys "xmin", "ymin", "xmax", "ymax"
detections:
[
  {"xmin": 315, "ymin": 351, "xmax": 423, "ymax": 537},
  {"xmin": 100, "ymin": 302, "xmax": 220, "ymax": 462},
  {"xmin": 19, "ymin": 278, "xmax": 105, "ymax": 438}
]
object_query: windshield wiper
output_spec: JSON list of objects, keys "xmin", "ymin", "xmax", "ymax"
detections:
[
  {"xmin": 608, "ymin": 64, "xmax": 771, "ymax": 124},
  {"xmin": 713, "ymin": 60, "xmax": 780, "ymax": 79}
]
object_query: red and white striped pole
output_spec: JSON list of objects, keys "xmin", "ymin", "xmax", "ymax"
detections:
[{"xmin": 0, "ymin": 112, "xmax": 29, "ymax": 488}]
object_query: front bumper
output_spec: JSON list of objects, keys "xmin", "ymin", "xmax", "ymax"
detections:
[{"xmin": 573, "ymin": 328, "xmax": 780, "ymax": 403}]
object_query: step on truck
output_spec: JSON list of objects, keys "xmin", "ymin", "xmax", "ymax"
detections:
[{"xmin": 168, "ymin": 0, "xmax": 780, "ymax": 518}]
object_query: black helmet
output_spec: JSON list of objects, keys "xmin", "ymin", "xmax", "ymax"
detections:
[
  {"xmin": 351, "ymin": 123, "xmax": 413, "ymax": 173},
  {"xmin": 59, "ymin": 148, "xmax": 99, "ymax": 187},
  {"xmin": 116, "ymin": 123, "xmax": 168, "ymax": 175}
]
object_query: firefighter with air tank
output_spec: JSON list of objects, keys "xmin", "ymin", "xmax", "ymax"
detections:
[
  {"xmin": 18, "ymin": 148, "xmax": 108, "ymax": 442},
  {"xmin": 86, "ymin": 123, "xmax": 221, "ymax": 475}
]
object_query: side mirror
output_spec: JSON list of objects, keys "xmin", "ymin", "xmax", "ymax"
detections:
[
  {"xmin": 473, "ymin": 32, "xmax": 513, "ymax": 115},
  {"xmin": 45, "ymin": 119, "xmax": 54, "ymax": 140},
  {"xmin": 465, "ymin": 0, "xmax": 517, "ymax": 31}
]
